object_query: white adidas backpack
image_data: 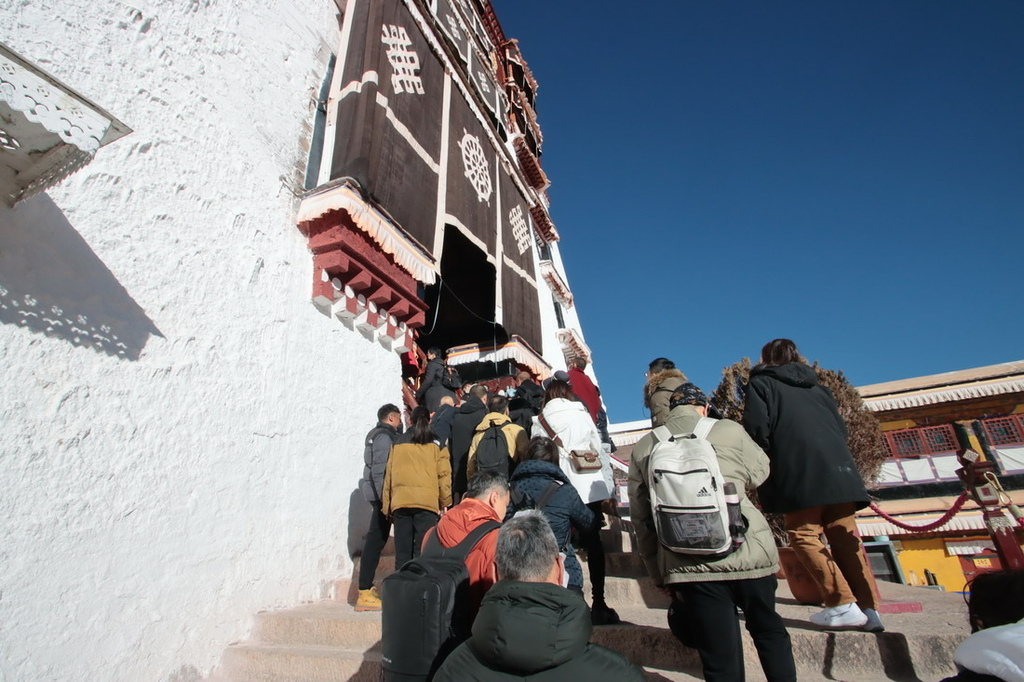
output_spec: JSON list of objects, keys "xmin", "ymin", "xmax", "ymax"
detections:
[{"xmin": 646, "ymin": 417, "xmax": 734, "ymax": 556}]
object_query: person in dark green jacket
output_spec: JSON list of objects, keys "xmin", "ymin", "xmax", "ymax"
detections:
[{"xmin": 433, "ymin": 511, "xmax": 644, "ymax": 681}]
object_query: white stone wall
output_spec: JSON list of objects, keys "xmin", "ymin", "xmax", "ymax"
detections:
[
  {"xmin": 536, "ymin": 240, "xmax": 602, "ymax": 389},
  {"xmin": 0, "ymin": 2, "xmax": 402, "ymax": 680}
]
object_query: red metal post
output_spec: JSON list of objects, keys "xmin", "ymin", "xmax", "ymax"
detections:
[{"xmin": 954, "ymin": 421, "xmax": 1024, "ymax": 570}]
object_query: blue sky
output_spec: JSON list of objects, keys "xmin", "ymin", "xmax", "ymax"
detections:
[{"xmin": 492, "ymin": 1, "xmax": 1024, "ymax": 423}]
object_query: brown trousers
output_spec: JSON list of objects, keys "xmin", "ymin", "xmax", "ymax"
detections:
[{"xmin": 784, "ymin": 502, "xmax": 878, "ymax": 609}]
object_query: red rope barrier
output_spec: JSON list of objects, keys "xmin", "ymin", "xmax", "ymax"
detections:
[{"xmin": 867, "ymin": 493, "xmax": 970, "ymax": 532}]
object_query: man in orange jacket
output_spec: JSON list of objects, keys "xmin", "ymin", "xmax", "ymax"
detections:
[{"xmin": 422, "ymin": 471, "xmax": 510, "ymax": 618}]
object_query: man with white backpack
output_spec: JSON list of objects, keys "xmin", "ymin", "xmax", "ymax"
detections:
[{"xmin": 628, "ymin": 383, "xmax": 796, "ymax": 682}]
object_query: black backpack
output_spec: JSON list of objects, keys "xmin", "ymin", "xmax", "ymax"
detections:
[
  {"xmin": 509, "ymin": 481, "xmax": 561, "ymax": 517},
  {"xmin": 474, "ymin": 423, "xmax": 512, "ymax": 477},
  {"xmin": 381, "ymin": 520, "xmax": 501, "ymax": 681},
  {"xmin": 441, "ymin": 365, "xmax": 462, "ymax": 390}
]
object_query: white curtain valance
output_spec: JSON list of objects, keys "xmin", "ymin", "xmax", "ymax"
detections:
[
  {"xmin": 297, "ymin": 183, "xmax": 437, "ymax": 284},
  {"xmin": 446, "ymin": 335, "xmax": 551, "ymax": 377}
]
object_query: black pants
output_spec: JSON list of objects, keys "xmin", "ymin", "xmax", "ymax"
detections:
[
  {"xmin": 585, "ymin": 501, "xmax": 607, "ymax": 604},
  {"xmin": 359, "ymin": 501, "xmax": 392, "ymax": 590},
  {"xmin": 669, "ymin": 576, "xmax": 796, "ymax": 682},
  {"xmin": 393, "ymin": 508, "xmax": 439, "ymax": 569}
]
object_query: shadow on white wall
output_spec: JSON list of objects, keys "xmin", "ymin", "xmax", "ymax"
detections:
[{"xmin": 0, "ymin": 194, "xmax": 162, "ymax": 360}]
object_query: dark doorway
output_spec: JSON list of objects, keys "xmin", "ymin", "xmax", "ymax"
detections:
[{"xmin": 417, "ymin": 227, "xmax": 505, "ymax": 352}]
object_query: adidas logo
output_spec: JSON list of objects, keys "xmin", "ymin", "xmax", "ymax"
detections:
[{"xmin": 696, "ymin": 487, "xmax": 711, "ymax": 498}]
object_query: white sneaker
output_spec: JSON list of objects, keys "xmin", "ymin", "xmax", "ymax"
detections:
[
  {"xmin": 809, "ymin": 603, "xmax": 868, "ymax": 629},
  {"xmin": 862, "ymin": 608, "xmax": 885, "ymax": 632}
]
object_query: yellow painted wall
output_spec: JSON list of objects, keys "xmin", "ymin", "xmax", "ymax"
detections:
[
  {"xmin": 896, "ymin": 538, "xmax": 968, "ymax": 592},
  {"xmin": 880, "ymin": 419, "xmax": 917, "ymax": 431}
]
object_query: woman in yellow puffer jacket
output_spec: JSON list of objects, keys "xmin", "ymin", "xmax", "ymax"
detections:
[{"xmin": 382, "ymin": 406, "xmax": 453, "ymax": 568}]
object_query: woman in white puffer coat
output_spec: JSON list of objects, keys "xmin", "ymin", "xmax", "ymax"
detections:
[{"xmin": 532, "ymin": 379, "xmax": 619, "ymax": 625}]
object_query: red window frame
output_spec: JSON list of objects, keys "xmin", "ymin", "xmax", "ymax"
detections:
[
  {"xmin": 884, "ymin": 424, "xmax": 958, "ymax": 458},
  {"xmin": 981, "ymin": 415, "xmax": 1024, "ymax": 447}
]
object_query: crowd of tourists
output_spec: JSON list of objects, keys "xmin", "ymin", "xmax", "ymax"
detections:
[{"xmin": 354, "ymin": 340, "xmax": 1023, "ymax": 682}]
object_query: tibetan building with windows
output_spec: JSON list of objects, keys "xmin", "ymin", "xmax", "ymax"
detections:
[
  {"xmin": 297, "ymin": 0, "xmax": 596, "ymax": 392},
  {"xmin": 856, "ymin": 361, "xmax": 1024, "ymax": 591}
]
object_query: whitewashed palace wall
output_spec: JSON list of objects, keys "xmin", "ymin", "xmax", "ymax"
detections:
[
  {"xmin": 0, "ymin": 2, "xmax": 401, "ymax": 680},
  {"xmin": 536, "ymin": 240, "xmax": 602, "ymax": 388}
]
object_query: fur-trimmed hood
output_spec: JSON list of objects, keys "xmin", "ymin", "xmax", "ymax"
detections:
[{"xmin": 644, "ymin": 369, "xmax": 688, "ymax": 406}]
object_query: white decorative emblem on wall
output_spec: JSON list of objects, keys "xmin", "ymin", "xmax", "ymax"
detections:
[
  {"xmin": 458, "ymin": 129, "xmax": 491, "ymax": 203},
  {"xmin": 509, "ymin": 205, "xmax": 531, "ymax": 255},
  {"xmin": 475, "ymin": 65, "xmax": 491, "ymax": 95},
  {"xmin": 381, "ymin": 24, "xmax": 424, "ymax": 95},
  {"xmin": 445, "ymin": 14, "xmax": 463, "ymax": 41}
]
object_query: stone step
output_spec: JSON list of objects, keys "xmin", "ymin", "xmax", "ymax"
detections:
[
  {"xmin": 605, "ymin": 548, "xmax": 648, "ymax": 576},
  {"xmin": 596, "ymin": 603, "xmax": 963, "ymax": 682},
  {"xmin": 602, "ymin": 574, "xmax": 673, "ymax": 609},
  {"xmin": 600, "ymin": 516, "xmax": 635, "ymax": 552},
  {"xmin": 603, "ymin": 578, "xmax": 968, "ymax": 682},
  {"xmin": 215, "ymin": 576, "xmax": 967, "ymax": 682},
  {"xmin": 220, "ymin": 643, "xmax": 381, "ymax": 682},
  {"xmin": 219, "ymin": 642, "xmax": 707, "ymax": 682},
  {"xmin": 217, "ymin": 514, "xmax": 970, "ymax": 682},
  {"xmin": 253, "ymin": 602, "xmax": 383, "ymax": 649}
]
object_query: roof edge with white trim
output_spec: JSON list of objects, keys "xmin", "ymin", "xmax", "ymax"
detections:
[
  {"xmin": 862, "ymin": 377, "xmax": 1024, "ymax": 412},
  {"xmin": 859, "ymin": 360, "xmax": 1024, "ymax": 397}
]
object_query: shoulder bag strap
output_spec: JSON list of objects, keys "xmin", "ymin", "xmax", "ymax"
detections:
[
  {"xmin": 447, "ymin": 520, "xmax": 501, "ymax": 561},
  {"xmin": 537, "ymin": 412, "xmax": 565, "ymax": 449},
  {"xmin": 422, "ymin": 527, "xmax": 442, "ymax": 554},
  {"xmin": 364, "ymin": 426, "xmax": 388, "ymax": 463},
  {"xmin": 421, "ymin": 519, "xmax": 500, "ymax": 560},
  {"xmin": 534, "ymin": 481, "xmax": 562, "ymax": 511}
]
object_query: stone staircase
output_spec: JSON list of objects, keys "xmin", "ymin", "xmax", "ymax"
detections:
[{"xmin": 210, "ymin": 519, "xmax": 970, "ymax": 681}]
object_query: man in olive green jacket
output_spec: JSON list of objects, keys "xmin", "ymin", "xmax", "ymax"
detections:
[{"xmin": 629, "ymin": 383, "xmax": 796, "ymax": 682}]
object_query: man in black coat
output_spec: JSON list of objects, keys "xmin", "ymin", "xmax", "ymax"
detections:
[
  {"xmin": 509, "ymin": 371, "xmax": 543, "ymax": 437},
  {"xmin": 430, "ymin": 395, "xmax": 457, "ymax": 449},
  {"xmin": 742, "ymin": 338, "xmax": 880, "ymax": 632},
  {"xmin": 416, "ymin": 348, "xmax": 456, "ymax": 412},
  {"xmin": 514, "ymin": 371, "xmax": 544, "ymax": 413},
  {"xmin": 449, "ymin": 384, "xmax": 489, "ymax": 496}
]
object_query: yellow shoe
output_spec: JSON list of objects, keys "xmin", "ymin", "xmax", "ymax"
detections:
[{"xmin": 355, "ymin": 587, "xmax": 382, "ymax": 611}]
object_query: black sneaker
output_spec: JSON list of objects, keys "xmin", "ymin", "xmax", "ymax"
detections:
[{"xmin": 591, "ymin": 603, "xmax": 621, "ymax": 625}]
